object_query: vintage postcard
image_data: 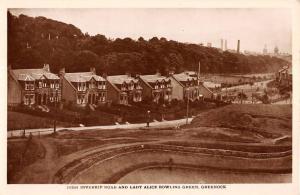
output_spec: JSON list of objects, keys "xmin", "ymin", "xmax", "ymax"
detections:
[{"xmin": 0, "ymin": 0, "xmax": 299, "ymax": 195}]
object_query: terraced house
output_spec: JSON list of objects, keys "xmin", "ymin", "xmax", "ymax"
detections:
[
  {"xmin": 169, "ymin": 71, "xmax": 213, "ymax": 101},
  {"xmin": 59, "ymin": 68, "xmax": 107, "ymax": 107},
  {"xmin": 106, "ymin": 74, "xmax": 143, "ymax": 105},
  {"xmin": 139, "ymin": 74, "xmax": 172, "ymax": 104},
  {"xmin": 8, "ymin": 64, "xmax": 61, "ymax": 107}
]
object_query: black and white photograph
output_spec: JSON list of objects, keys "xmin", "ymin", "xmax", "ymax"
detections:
[{"xmin": 2, "ymin": 2, "xmax": 299, "ymax": 194}]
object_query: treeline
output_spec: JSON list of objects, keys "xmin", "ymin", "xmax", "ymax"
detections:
[{"xmin": 8, "ymin": 11, "xmax": 288, "ymax": 75}]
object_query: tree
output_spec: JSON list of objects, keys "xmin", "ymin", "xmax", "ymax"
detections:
[
  {"xmin": 8, "ymin": 12, "xmax": 289, "ymax": 75},
  {"xmin": 72, "ymin": 50, "xmax": 100, "ymax": 72}
]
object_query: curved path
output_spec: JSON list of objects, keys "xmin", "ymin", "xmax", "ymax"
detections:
[
  {"xmin": 15, "ymin": 137, "xmax": 292, "ymax": 184},
  {"xmin": 54, "ymin": 143, "xmax": 292, "ymax": 184}
]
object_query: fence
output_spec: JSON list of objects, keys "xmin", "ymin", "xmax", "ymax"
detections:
[{"xmin": 7, "ymin": 129, "xmax": 55, "ymax": 138}]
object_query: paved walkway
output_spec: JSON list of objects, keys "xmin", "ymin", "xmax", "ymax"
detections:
[{"xmin": 7, "ymin": 117, "xmax": 194, "ymax": 138}]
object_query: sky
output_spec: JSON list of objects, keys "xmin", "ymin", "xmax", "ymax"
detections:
[{"xmin": 9, "ymin": 8, "xmax": 292, "ymax": 54}]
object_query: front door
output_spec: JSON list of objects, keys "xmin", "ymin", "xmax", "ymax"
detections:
[
  {"xmin": 88, "ymin": 94, "xmax": 92, "ymax": 104},
  {"xmin": 35, "ymin": 93, "xmax": 42, "ymax": 105},
  {"xmin": 43, "ymin": 94, "xmax": 47, "ymax": 105}
]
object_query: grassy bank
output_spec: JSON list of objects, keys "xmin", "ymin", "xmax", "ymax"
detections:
[{"xmin": 8, "ymin": 111, "xmax": 74, "ymax": 130}]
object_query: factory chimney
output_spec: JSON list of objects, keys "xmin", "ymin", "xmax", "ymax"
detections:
[
  {"xmin": 224, "ymin": 40, "xmax": 228, "ymax": 51},
  {"xmin": 237, "ymin": 40, "xmax": 240, "ymax": 53},
  {"xmin": 221, "ymin": 39, "xmax": 224, "ymax": 51}
]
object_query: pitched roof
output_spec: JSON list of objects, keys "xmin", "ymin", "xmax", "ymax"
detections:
[
  {"xmin": 139, "ymin": 74, "xmax": 170, "ymax": 83},
  {"xmin": 64, "ymin": 72, "xmax": 105, "ymax": 82},
  {"xmin": 173, "ymin": 72, "xmax": 198, "ymax": 82},
  {"xmin": 11, "ymin": 68, "xmax": 59, "ymax": 81},
  {"xmin": 203, "ymin": 81, "xmax": 221, "ymax": 88},
  {"xmin": 107, "ymin": 75, "xmax": 138, "ymax": 84}
]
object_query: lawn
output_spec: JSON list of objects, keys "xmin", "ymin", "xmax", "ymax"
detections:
[
  {"xmin": 8, "ymin": 111, "xmax": 74, "ymax": 130},
  {"xmin": 7, "ymin": 138, "xmax": 45, "ymax": 183},
  {"xmin": 7, "ymin": 104, "xmax": 292, "ymax": 184},
  {"xmin": 188, "ymin": 104, "xmax": 292, "ymax": 143}
]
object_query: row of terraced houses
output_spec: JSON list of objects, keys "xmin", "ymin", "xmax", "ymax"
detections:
[{"xmin": 8, "ymin": 64, "xmax": 213, "ymax": 108}]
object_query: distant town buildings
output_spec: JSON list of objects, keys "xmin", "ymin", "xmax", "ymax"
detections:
[
  {"xmin": 274, "ymin": 45, "xmax": 279, "ymax": 55},
  {"xmin": 263, "ymin": 44, "xmax": 268, "ymax": 55},
  {"xmin": 261, "ymin": 45, "xmax": 292, "ymax": 63}
]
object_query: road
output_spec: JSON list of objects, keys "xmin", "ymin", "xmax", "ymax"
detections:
[{"xmin": 7, "ymin": 117, "xmax": 194, "ymax": 138}]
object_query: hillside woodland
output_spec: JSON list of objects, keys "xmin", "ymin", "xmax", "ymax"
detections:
[{"xmin": 8, "ymin": 11, "xmax": 289, "ymax": 75}]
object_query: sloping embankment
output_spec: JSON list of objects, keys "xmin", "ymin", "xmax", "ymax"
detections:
[{"xmin": 53, "ymin": 143, "xmax": 291, "ymax": 184}]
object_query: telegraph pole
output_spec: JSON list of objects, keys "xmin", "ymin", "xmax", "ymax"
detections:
[
  {"xmin": 186, "ymin": 88, "xmax": 190, "ymax": 124},
  {"xmin": 53, "ymin": 89, "xmax": 58, "ymax": 134},
  {"xmin": 198, "ymin": 61, "xmax": 201, "ymax": 81}
]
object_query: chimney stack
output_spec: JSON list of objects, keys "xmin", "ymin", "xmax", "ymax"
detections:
[
  {"xmin": 90, "ymin": 67, "xmax": 96, "ymax": 75},
  {"xmin": 237, "ymin": 40, "xmax": 240, "ymax": 53},
  {"xmin": 43, "ymin": 64, "xmax": 50, "ymax": 72},
  {"xmin": 155, "ymin": 69, "xmax": 161, "ymax": 76},
  {"xmin": 102, "ymin": 73, "xmax": 107, "ymax": 79},
  {"xmin": 125, "ymin": 72, "xmax": 131, "ymax": 77},
  {"xmin": 59, "ymin": 68, "xmax": 65, "ymax": 77},
  {"xmin": 135, "ymin": 73, "xmax": 141, "ymax": 79},
  {"xmin": 224, "ymin": 40, "xmax": 227, "ymax": 51}
]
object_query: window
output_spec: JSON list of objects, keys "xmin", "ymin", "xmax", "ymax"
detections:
[
  {"xmin": 39, "ymin": 81, "xmax": 42, "ymax": 88},
  {"xmin": 128, "ymin": 83, "xmax": 134, "ymax": 90},
  {"xmin": 98, "ymin": 81, "xmax": 102, "ymax": 89},
  {"xmin": 25, "ymin": 82, "xmax": 34, "ymax": 91},
  {"xmin": 77, "ymin": 94, "xmax": 85, "ymax": 104},
  {"xmin": 42, "ymin": 81, "xmax": 47, "ymax": 88},
  {"xmin": 78, "ymin": 82, "xmax": 86, "ymax": 91},
  {"xmin": 134, "ymin": 92, "xmax": 142, "ymax": 102},
  {"xmin": 55, "ymin": 82, "xmax": 60, "ymax": 89},
  {"xmin": 121, "ymin": 83, "xmax": 126, "ymax": 91},
  {"xmin": 99, "ymin": 92, "xmax": 106, "ymax": 102},
  {"xmin": 135, "ymin": 82, "xmax": 141, "ymax": 89},
  {"xmin": 120, "ymin": 94, "xmax": 127, "ymax": 104},
  {"xmin": 167, "ymin": 81, "xmax": 171, "ymax": 88},
  {"xmin": 24, "ymin": 94, "xmax": 34, "ymax": 105},
  {"xmin": 50, "ymin": 94, "xmax": 54, "ymax": 102},
  {"xmin": 50, "ymin": 81, "xmax": 55, "ymax": 89},
  {"xmin": 89, "ymin": 80, "xmax": 96, "ymax": 89},
  {"xmin": 98, "ymin": 81, "xmax": 106, "ymax": 89}
]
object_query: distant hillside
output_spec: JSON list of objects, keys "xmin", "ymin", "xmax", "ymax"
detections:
[{"xmin": 7, "ymin": 11, "xmax": 289, "ymax": 75}]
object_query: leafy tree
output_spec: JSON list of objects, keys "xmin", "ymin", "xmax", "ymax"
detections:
[{"xmin": 8, "ymin": 11, "xmax": 290, "ymax": 75}]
